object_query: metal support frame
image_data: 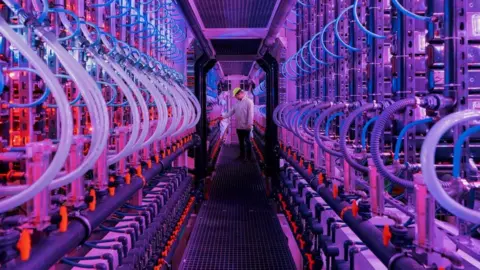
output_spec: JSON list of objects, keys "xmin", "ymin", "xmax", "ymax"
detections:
[
  {"xmin": 194, "ymin": 54, "xmax": 217, "ymax": 181},
  {"xmin": 256, "ymin": 52, "xmax": 280, "ymax": 187}
]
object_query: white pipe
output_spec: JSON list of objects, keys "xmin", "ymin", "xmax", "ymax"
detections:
[
  {"xmin": 35, "ymin": 28, "xmax": 110, "ymax": 190},
  {"xmin": 150, "ymin": 76, "xmax": 181, "ymax": 138},
  {"xmin": 89, "ymin": 53, "xmax": 141, "ymax": 167},
  {"xmin": 0, "ymin": 16, "xmax": 73, "ymax": 211},
  {"xmin": 131, "ymin": 68, "xmax": 169, "ymax": 147},
  {"xmin": 420, "ymin": 109, "xmax": 480, "ymax": 224},
  {"xmin": 109, "ymin": 61, "xmax": 150, "ymax": 152},
  {"xmin": 144, "ymin": 73, "xmax": 171, "ymax": 141}
]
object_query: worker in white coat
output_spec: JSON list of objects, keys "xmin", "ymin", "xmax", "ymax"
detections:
[{"xmin": 221, "ymin": 87, "xmax": 254, "ymax": 161}]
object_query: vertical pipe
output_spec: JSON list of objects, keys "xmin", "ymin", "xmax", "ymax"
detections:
[
  {"xmin": 194, "ymin": 54, "xmax": 216, "ymax": 182},
  {"xmin": 257, "ymin": 52, "xmax": 280, "ymax": 187}
]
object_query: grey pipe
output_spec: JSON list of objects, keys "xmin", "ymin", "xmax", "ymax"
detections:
[
  {"xmin": 303, "ymin": 102, "xmax": 332, "ymax": 137},
  {"xmin": 258, "ymin": 0, "xmax": 297, "ymax": 56},
  {"xmin": 314, "ymin": 103, "xmax": 345, "ymax": 157},
  {"xmin": 370, "ymin": 98, "xmax": 417, "ymax": 188},
  {"xmin": 339, "ymin": 103, "xmax": 378, "ymax": 173}
]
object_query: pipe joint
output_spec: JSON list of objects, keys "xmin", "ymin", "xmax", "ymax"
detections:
[
  {"xmin": 419, "ymin": 95, "xmax": 455, "ymax": 111},
  {"xmin": 69, "ymin": 211, "xmax": 92, "ymax": 243}
]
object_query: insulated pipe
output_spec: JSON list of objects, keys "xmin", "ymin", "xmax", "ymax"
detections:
[
  {"xmin": 421, "ymin": 110, "xmax": 480, "ymax": 224},
  {"xmin": 259, "ymin": 0, "xmax": 297, "ymax": 56},
  {"xmin": 339, "ymin": 103, "xmax": 378, "ymax": 173},
  {"xmin": 274, "ymin": 103, "xmax": 290, "ymax": 127},
  {"xmin": 7, "ymin": 141, "xmax": 195, "ymax": 269},
  {"xmin": 302, "ymin": 102, "xmax": 332, "ymax": 137},
  {"xmin": 293, "ymin": 103, "xmax": 316, "ymax": 144},
  {"xmin": 314, "ymin": 104, "xmax": 346, "ymax": 157},
  {"xmin": 87, "ymin": 52, "xmax": 142, "ymax": 168},
  {"xmin": 286, "ymin": 102, "xmax": 307, "ymax": 131},
  {"xmin": 0, "ymin": 16, "xmax": 73, "ymax": 203},
  {"xmin": 370, "ymin": 98, "xmax": 417, "ymax": 188},
  {"xmin": 280, "ymin": 151, "xmax": 424, "ymax": 270}
]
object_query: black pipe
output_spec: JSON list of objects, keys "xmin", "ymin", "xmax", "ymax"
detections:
[
  {"xmin": 279, "ymin": 150, "xmax": 424, "ymax": 270},
  {"xmin": 5, "ymin": 144, "xmax": 195, "ymax": 270},
  {"xmin": 257, "ymin": 52, "xmax": 279, "ymax": 186},
  {"xmin": 194, "ymin": 54, "xmax": 217, "ymax": 181},
  {"xmin": 5, "ymin": 178, "xmax": 143, "ymax": 270}
]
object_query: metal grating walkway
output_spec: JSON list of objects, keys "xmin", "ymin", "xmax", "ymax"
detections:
[{"xmin": 179, "ymin": 145, "xmax": 296, "ymax": 270}]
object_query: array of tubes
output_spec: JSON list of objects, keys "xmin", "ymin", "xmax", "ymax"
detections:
[
  {"xmin": 0, "ymin": 0, "xmax": 200, "ymax": 215},
  {"xmin": 274, "ymin": 95, "xmax": 480, "ymax": 219},
  {"xmin": 281, "ymin": 0, "xmax": 430, "ymax": 79}
]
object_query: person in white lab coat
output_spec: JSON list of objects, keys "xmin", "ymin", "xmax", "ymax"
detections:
[{"xmin": 221, "ymin": 87, "xmax": 254, "ymax": 161}]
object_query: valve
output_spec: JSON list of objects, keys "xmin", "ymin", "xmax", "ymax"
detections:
[
  {"xmin": 87, "ymin": 189, "xmax": 96, "ymax": 211},
  {"xmin": 108, "ymin": 176, "xmax": 116, "ymax": 197},
  {"xmin": 59, "ymin": 206, "xmax": 68, "ymax": 232},
  {"xmin": 383, "ymin": 225, "xmax": 392, "ymax": 247},
  {"xmin": 16, "ymin": 229, "xmax": 31, "ymax": 261}
]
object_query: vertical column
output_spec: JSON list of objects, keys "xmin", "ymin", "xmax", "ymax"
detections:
[
  {"xmin": 194, "ymin": 54, "xmax": 216, "ymax": 181},
  {"xmin": 257, "ymin": 52, "xmax": 280, "ymax": 187}
]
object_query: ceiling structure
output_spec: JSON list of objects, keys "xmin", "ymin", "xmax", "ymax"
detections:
[
  {"xmin": 219, "ymin": 61, "xmax": 254, "ymax": 76},
  {"xmin": 177, "ymin": 0, "xmax": 291, "ymax": 76}
]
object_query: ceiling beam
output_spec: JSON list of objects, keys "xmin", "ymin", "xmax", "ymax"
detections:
[
  {"xmin": 203, "ymin": 28, "xmax": 269, "ymax": 39},
  {"xmin": 258, "ymin": 0, "xmax": 296, "ymax": 56},
  {"xmin": 175, "ymin": 0, "xmax": 215, "ymax": 57},
  {"xmin": 216, "ymin": 55, "xmax": 258, "ymax": 61}
]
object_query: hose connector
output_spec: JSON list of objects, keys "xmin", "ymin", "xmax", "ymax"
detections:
[{"xmin": 419, "ymin": 95, "xmax": 455, "ymax": 110}]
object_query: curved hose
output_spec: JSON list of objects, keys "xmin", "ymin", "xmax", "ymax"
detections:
[
  {"xmin": 294, "ymin": 103, "xmax": 316, "ymax": 144},
  {"xmin": 452, "ymin": 125, "xmax": 480, "ymax": 178},
  {"xmin": 0, "ymin": 16, "xmax": 73, "ymax": 209},
  {"xmin": 314, "ymin": 104, "xmax": 345, "ymax": 157},
  {"xmin": 352, "ymin": 0, "xmax": 386, "ymax": 39},
  {"xmin": 370, "ymin": 98, "xmax": 417, "ymax": 188},
  {"xmin": 335, "ymin": 5, "xmax": 360, "ymax": 52},
  {"xmin": 421, "ymin": 110, "xmax": 480, "ymax": 224},
  {"xmin": 391, "ymin": 0, "xmax": 431, "ymax": 21},
  {"xmin": 339, "ymin": 103, "xmax": 377, "ymax": 173},
  {"xmin": 393, "ymin": 117, "xmax": 433, "ymax": 161},
  {"xmin": 361, "ymin": 117, "xmax": 378, "ymax": 150},
  {"xmin": 325, "ymin": 112, "xmax": 344, "ymax": 137},
  {"xmin": 302, "ymin": 102, "xmax": 332, "ymax": 137}
]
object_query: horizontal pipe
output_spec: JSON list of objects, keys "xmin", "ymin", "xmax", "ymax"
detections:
[
  {"xmin": 279, "ymin": 150, "xmax": 424, "ymax": 270},
  {"xmin": 258, "ymin": 0, "xmax": 296, "ymax": 56},
  {"xmin": 5, "ymin": 143, "xmax": 195, "ymax": 270},
  {"xmin": 175, "ymin": 0, "xmax": 214, "ymax": 57},
  {"xmin": 5, "ymin": 177, "xmax": 143, "ymax": 270}
]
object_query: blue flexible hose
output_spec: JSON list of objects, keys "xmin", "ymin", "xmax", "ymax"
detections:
[
  {"xmin": 361, "ymin": 117, "xmax": 378, "ymax": 150},
  {"xmin": 391, "ymin": 0, "xmax": 431, "ymax": 21},
  {"xmin": 321, "ymin": 20, "xmax": 343, "ymax": 59},
  {"xmin": 352, "ymin": 0, "xmax": 386, "ymax": 39},
  {"xmin": 393, "ymin": 117, "xmax": 433, "ymax": 161},
  {"xmin": 49, "ymin": 8, "xmax": 81, "ymax": 41},
  {"xmin": 452, "ymin": 125, "xmax": 480, "ymax": 178},
  {"xmin": 335, "ymin": 5, "xmax": 360, "ymax": 52},
  {"xmin": 325, "ymin": 112, "xmax": 344, "ymax": 137}
]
